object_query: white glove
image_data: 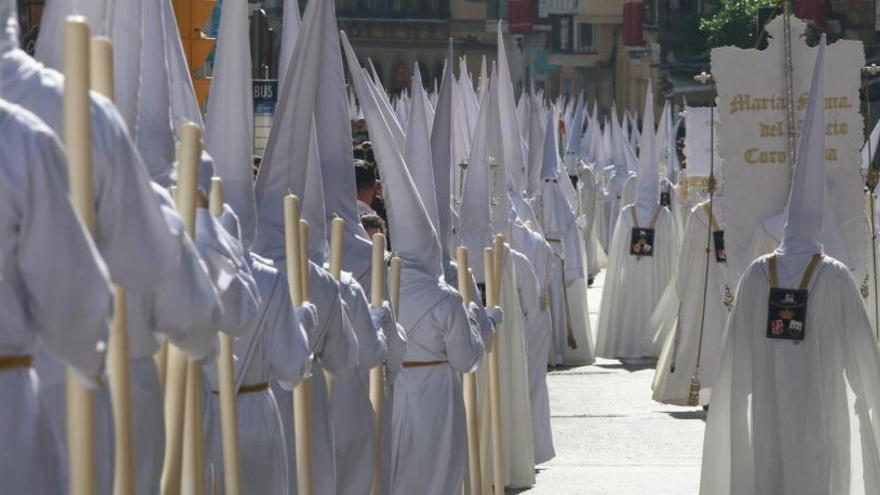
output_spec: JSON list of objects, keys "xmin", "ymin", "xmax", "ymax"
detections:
[
  {"xmin": 295, "ymin": 302, "xmax": 318, "ymax": 334},
  {"xmin": 575, "ymin": 214, "xmax": 588, "ymax": 230},
  {"xmin": 485, "ymin": 305, "xmax": 503, "ymax": 327},
  {"xmin": 467, "ymin": 302, "xmax": 481, "ymax": 323},
  {"xmin": 369, "ymin": 301, "xmax": 395, "ymax": 333}
]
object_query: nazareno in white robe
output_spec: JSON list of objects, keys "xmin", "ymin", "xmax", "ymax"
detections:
[
  {"xmin": 0, "ymin": 101, "xmax": 113, "ymax": 494},
  {"xmin": 477, "ymin": 245, "xmax": 536, "ymax": 488},
  {"xmin": 579, "ymin": 166, "xmax": 607, "ymax": 278},
  {"xmin": 700, "ymin": 255, "xmax": 880, "ymax": 495},
  {"xmin": 596, "ymin": 204, "xmax": 679, "ymax": 359},
  {"xmin": 274, "ymin": 260, "xmax": 359, "ymax": 495},
  {"xmin": 541, "ymin": 178, "xmax": 594, "ymax": 366},
  {"xmin": 390, "ymin": 268, "xmax": 484, "ymax": 495},
  {"xmin": 653, "ymin": 203, "xmax": 732, "ymax": 405},
  {"xmin": 205, "ymin": 255, "xmax": 311, "ymax": 495},
  {"xmin": 36, "ymin": 194, "xmax": 237, "ymax": 495},
  {"xmin": 511, "ymin": 247, "xmax": 556, "ymax": 463},
  {"xmin": 333, "ymin": 272, "xmax": 388, "ymax": 495}
]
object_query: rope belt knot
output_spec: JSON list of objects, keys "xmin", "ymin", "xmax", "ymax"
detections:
[{"xmin": 0, "ymin": 354, "xmax": 32, "ymax": 372}]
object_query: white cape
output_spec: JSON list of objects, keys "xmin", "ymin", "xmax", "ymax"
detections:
[
  {"xmin": 701, "ymin": 256, "xmax": 880, "ymax": 495},
  {"xmin": 653, "ymin": 204, "xmax": 732, "ymax": 404},
  {"xmin": 596, "ymin": 206, "xmax": 679, "ymax": 359},
  {"xmin": 478, "ymin": 247, "xmax": 536, "ymax": 488}
]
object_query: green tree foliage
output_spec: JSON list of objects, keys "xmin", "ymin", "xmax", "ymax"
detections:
[{"xmin": 700, "ymin": 0, "xmax": 778, "ymax": 48}]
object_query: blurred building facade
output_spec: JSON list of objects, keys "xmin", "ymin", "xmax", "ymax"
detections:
[{"xmin": 15, "ymin": 0, "xmax": 880, "ymax": 120}]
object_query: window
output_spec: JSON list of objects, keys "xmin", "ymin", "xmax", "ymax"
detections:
[
  {"xmin": 578, "ymin": 23, "xmax": 597, "ymax": 53},
  {"xmin": 643, "ymin": 0, "xmax": 658, "ymax": 26},
  {"xmin": 552, "ymin": 15, "xmax": 575, "ymax": 52}
]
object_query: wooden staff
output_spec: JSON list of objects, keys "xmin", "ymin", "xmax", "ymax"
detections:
[
  {"xmin": 368, "ymin": 233, "xmax": 386, "ymax": 495},
  {"xmin": 156, "ymin": 183, "xmax": 178, "ymax": 390},
  {"xmin": 285, "ymin": 198, "xmax": 313, "ymax": 495},
  {"xmin": 63, "ymin": 17, "xmax": 97, "ymax": 495},
  {"xmin": 211, "ymin": 178, "xmax": 242, "ymax": 495},
  {"xmin": 89, "ymin": 34, "xmax": 135, "ymax": 495},
  {"xmin": 478, "ymin": 248, "xmax": 493, "ymax": 495},
  {"xmin": 161, "ymin": 122, "xmax": 202, "ymax": 495},
  {"xmin": 389, "ymin": 256, "xmax": 401, "ymax": 319},
  {"xmin": 487, "ymin": 237, "xmax": 504, "ymax": 493},
  {"xmin": 324, "ymin": 217, "xmax": 345, "ymax": 404},
  {"xmin": 458, "ymin": 247, "xmax": 482, "ymax": 495}
]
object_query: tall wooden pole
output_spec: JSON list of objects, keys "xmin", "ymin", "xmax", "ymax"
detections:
[
  {"xmin": 368, "ymin": 234, "xmax": 387, "ymax": 495},
  {"xmin": 161, "ymin": 122, "xmax": 202, "ymax": 495},
  {"xmin": 181, "ymin": 123, "xmax": 207, "ymax": 495},
  {"xmin": 458, "ymin": 247, "xmax": 482, "ymax": 495},
  {"xmin": 324, "ymin": 217, "xmax": 345, "ymax": 404},
  {"xmin": 89, "ymin": 34, "xmax": 136, "ymax": 495},
  {"xmin": 211, "ymin": 178, "xmax": 242, "ymax": 495},
  {"xmin": 485, "ymin": 239, "xmax": 504, "ymax": 493},
  {"xmin": 285, "ymin": 199, "xmax": 313, "ymax": 495},
  {"xmin": 389, "ymin": 257, "xmax": 401, "ymax": 319},
  {"xmin": 63, "ymin": 17, "xmax": 97, "ymax": 495}
]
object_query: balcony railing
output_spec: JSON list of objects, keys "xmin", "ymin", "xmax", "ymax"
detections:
[{"xmin": 336, "ymin": 0, "xmax": 450, "ymax": 19}]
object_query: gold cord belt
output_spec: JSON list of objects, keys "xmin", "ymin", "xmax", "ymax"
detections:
[
  {"xmin": 402, "ymin": 360, "xmax": 449, "ymax": 368},
  {"xmin": 768, "ymin": 253, "xmax": 822, "ymax": 289},
  {"xmin": 630, "ymin": 206, "xmax": 662, "ymax": 229},
  {"xmin": 212, "ymin": 382, "xmax": 269, "ymax": 395},
  {"xmin": 0, "ymin": 355, "xmax": 32, "ymax": 371}
]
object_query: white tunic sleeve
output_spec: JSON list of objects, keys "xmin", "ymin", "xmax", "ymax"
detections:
[
  {"xmin": 91, "ymin": 98, "xmax": 183, "ymax": 291},
  {"xmin": 7, "ymin": 108, "xmax": 113, "ymax": 377},
  {"xmin": 150, "ymin": 229, "xmax": 221, "ymax": 359},
  {"xmin": 309, "ymin": 263, "xmax": 358, "ymax": 377},
  {"xmin": 264, "ymin": 272, "xmax": 312, "ymax": 387},
  {"xmin": 442, "ymin": 293, "xmax": 485, "ymax": 373},
  {"xmin": 340, "ymin": 275, "xmax": 387, "ymax": 369},
  {"xmin": 194, "ymin": 208, "xmax": 260, "ymax": 338}
]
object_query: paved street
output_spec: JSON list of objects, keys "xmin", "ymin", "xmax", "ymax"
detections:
[{"xmin": 519, "ymin": 272, "xmax": 706, "ymax": 494}]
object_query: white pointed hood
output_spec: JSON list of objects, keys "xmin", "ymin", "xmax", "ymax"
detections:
[
  {"xmin": 303, "ymin": 127, "xmax": 329, "ymax": 263},
  {"xmin": 252, "ymin": 0, "xmax": 327, "ymax": 261},
  {"xmin": 635, "ymin": 83, "xmax": 658, "ymax": 213},
  {"xmin": 106, "ymin": 0, "xmax": 142, "ymax": 134},
  {"xmin": 313, "ymin": 0, "xmax": 369, "ymax": 244},
  {"xmin": 405, "ymin": 63, "xmax": 441, "ymax": 236},
  {"xmin": 477, "ymin": 55, "xmax": 488, "ymax": 101},
  {"xmin": 459, "ymin": 74, "xmax": 495, "ymax": 281},
  {"xmin": 360, "ymin": 64, "xmax": 406, "ymax": 151},
  {"xmin": 277, "ymin": 0, "xmax": 301, "ymax": 88},
  {"xmin": 162, "ymin": 0, "xmax": 215, "ymax": 191},
  {"xmin": 459, "ymin": 56, "xmax": 479, "ymax": 134},
  {"xmin": 485, "ymin": 64, "xmax": 511, "ymax": 234},
  {"xmin": 592, "ymin": 114, "xmax": 609, "ymax": 169},
  {"xmin": 541, "ymin": 108, "xmax": 561, "ymax": 181},
  {"xmin": 655, "ymin": 101, "xmax": 669, "ymax": 176},
  {"xmin": 342, "ymin": 30, "xmax": 442, "ymax": 278},
  {"xmin": 163, "ymin": 0, "xmax": 203, "ymax": 131},
  {"xmin": 35, "ymin": 0, "xmax": 108, "ymax": 69},
  {"xmin": 527, "ymin": 93, "xmax": 547, "ymax": 197},
  {"xmin": 205, "ymin": 0, "xmax": 256, "ymax": 248},
  {"xmin": 430, "ymin": 40, "xmax": 456, "ymax": 259},
  {"xmin": 132, "ymin": 0, "xmax": 175, "ymax": 184},
  {"xmin": 495, "ymin": 22, "xmax": 527, "ymax": 195},
  {"xmin": 578, "ymin": 103, "xmax": 594, "ymax": 163},
  {"xmin": 777, "ymin": 36, "xmax": 826, "ymax": 258},
  {"xmin": 565, "ymin": 95, "xmax": 586, "ymax": 174},
  {"xmin": 610, "ymin": 105, "xmax": 627, "ymax": 168},
  {"xmin": 517, "ymin": 91, "xmax": 530, "ymax": 141}
]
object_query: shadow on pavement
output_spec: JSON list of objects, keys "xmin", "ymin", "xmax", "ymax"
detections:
[
  {"xmin": 665, "ymin": 410, "xmax": 708, "ymax": 421},
  {"xmin": 594, "ymin": 361, "xmax": 656, "ymax": 372}
]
